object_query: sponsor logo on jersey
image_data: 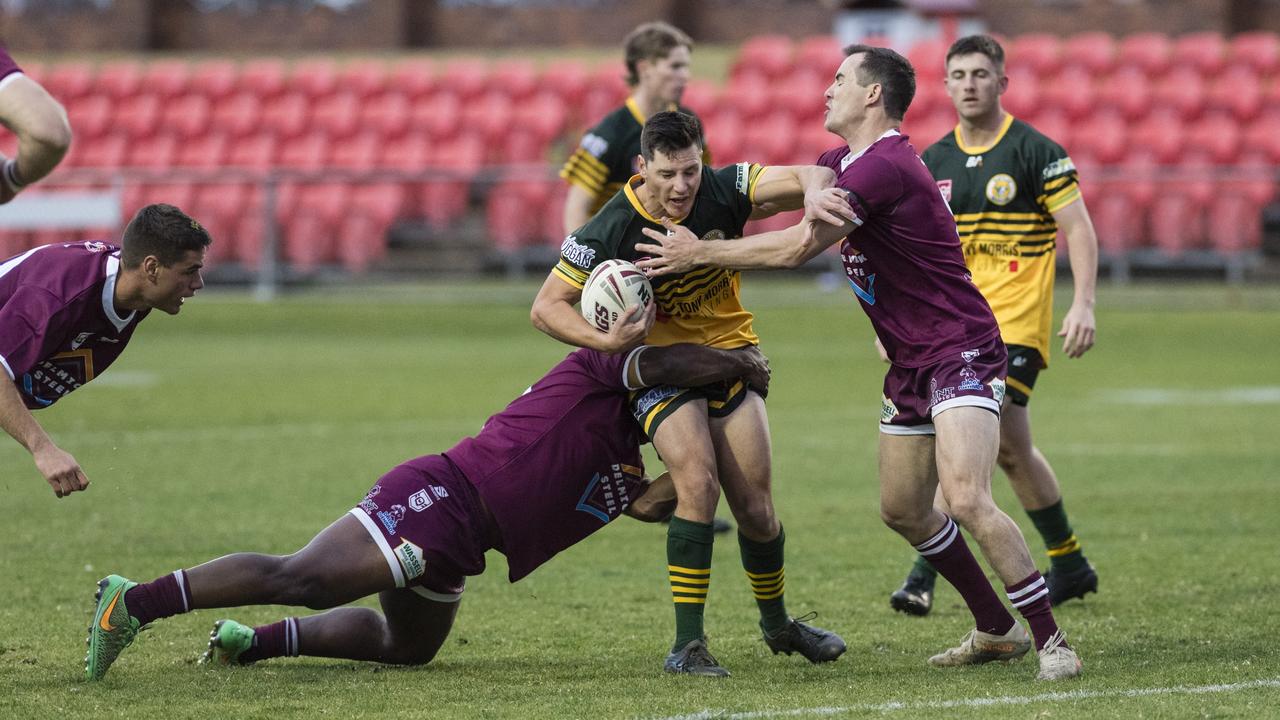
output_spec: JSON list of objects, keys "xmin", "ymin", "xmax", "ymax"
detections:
[
  {"xmin": 560, "ymin": 236, "xmax": 596, "ymax": 268},
  {"xmin": 961, "ymin": 349, "xmax": 980, "ymax": 363},
  {"xmin": 958, "ymin": 365, "xmax": 983, "ymax": 391},
  {"xmin": 881, "ymin": 395, "xmax": 899, "ymax": 422},
  {"xmin": 986, "ymin": 174, "xmax": 1017, "ymax": 205},
  {"xmin": 431, "ymin": 485, "xmax": 449, "ymax": 499},
  {"xmin": 581, "ymin": 132, "xmax": 608, "ymax": 158},
  {"xmin": 408, "ymin": 489, "xmax": 433, "ymax": 512},
  {"xmin": 735, "ymin": 162, "xmax": 750, "ymax": 194},
  {"xmin": 936, "ymin": 179, "xmax": 952, "ymax": 202},
  {"xmin": 83, "ymin": 241, "xmax": 110, "ymax": 253},
  {"xmin": 634, "ymin": 384, "xmax": 681, "ymax": 415},
  {"xmin": 377, "ymin": 504, "xmax": 406, "ymax": 534},
  {"xmin": 394, "ymin": 539, "xmax": 425, "ymax": 580},
  {"xmin": 1042, "ymin": 157, "xmax": 1076, "ymax": 179},
  {"xmin": 990, "ymin": 377, "xmax": 1007, "ymax": 404},
  {"xmin": 929, "ymin": 377, "xmax": 956, "ymax": 407},
  {"xmin": 966, "ymin": 155, "xmax": 983, "ymax": 168},
  {"xmin": 71, "ymin": 332, "xmax": 93, "ymax": 350},
  {"xmin": 1012, "ymin": 354, "xmax": 1028, "ymax": 367},
  {"xmin": 575, "ymin": 463, "xmax": 639, "ymax": 524}
]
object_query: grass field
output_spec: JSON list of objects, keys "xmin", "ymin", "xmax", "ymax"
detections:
[{"xmin": 2, "ymin": 278, "xmax": 1278, "ymax": 719}]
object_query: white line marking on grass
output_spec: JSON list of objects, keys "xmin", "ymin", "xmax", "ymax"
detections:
[
  {"xmin": 77, "ymin": 370, "xmax": 159, "ymax": 389},
  {"xmin": 1103, "ymin": 386, "xmax": 1280, "ymax": 405},
  {"xmin": 650, "ymin": 678, "xmax": 1280, "ymax": 720}
]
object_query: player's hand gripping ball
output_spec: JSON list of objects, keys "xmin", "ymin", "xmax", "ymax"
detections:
[{"xmin": 580, "ymin": 259, "xmax": 654, "ymax": 332}]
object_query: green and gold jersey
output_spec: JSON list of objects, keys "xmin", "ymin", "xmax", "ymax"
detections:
[
  {"xmin": 553, "ymin": 162, "xmax": 766, "ymax": 349},
  {"xmin": 560, "ymin": 98, "xmax": 710, "ymax": 217},
  {"xmin": 922, "ymin": 114, "xmax": 1081, "ymax": 365}
]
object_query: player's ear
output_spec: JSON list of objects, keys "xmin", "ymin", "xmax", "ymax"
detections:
[
  {"xmin": 867, "ymin": 82, "xmax": 882, "ymax": 107},
  {"xmin": 143, "ymin": 255, "xmax": 161, "ymax": 281}
]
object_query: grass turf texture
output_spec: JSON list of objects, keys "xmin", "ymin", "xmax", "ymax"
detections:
[{"xmin": 1, "ymin": 279, "xmax": 1277, "ymax": 719}]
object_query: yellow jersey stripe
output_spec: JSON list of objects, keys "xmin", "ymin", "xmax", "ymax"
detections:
[
  {"xmin": 964, "ymin": 231, "xmax": 1057, "ymax": 242},
  {"xmin": 1044, "ymin": 175, "xmax": 1074, "ymax": 191},
  {"xmin": 954, "ymin": 211, "xmax": 1045, "ymax": 222},
  {"xmin": 745, "ymin": 568, "xmax": 785, "ymax": 580},
  {"xmin": 745, "ymin": 163, "xmax": 767, "ymax": 204},
  {"xmin": 552, "ymin": 262, "xmax": 589, "ymax": 288},
  {"xmin": 667, "ymin": 565, "xmax": 711, "ymax": 576},
  {"xmin": 673, "ymin": 596, "xmax": 706, "ymax": 604},
  {"xmin": 1045, "ymin": 187, "xmax": 1082, "ymax": 215},
  {"xmin": 957, "ymin": 222, "xmax": 1057, "ymax": 233},
  {"xmin": 670, "ymin": 575, "xmax": 710, "ymax": 585},
  {"xmin": 671, "ymin": 586, "xmax": 710, "ymax": 595}
]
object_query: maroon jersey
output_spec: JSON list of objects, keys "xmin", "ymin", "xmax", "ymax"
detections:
[
  {"xmin": 0, "ymin": 242, "xmax": 148, "ymax": 409},
  {"xmin": 819, "ymin": 131, "xmax": 1001, "ymax": 368},
  {"xmin": 0, "ymin": 45, "xmax": 21, "ymax": 85},
  {"xmin": 445, "ymin": 348, "xmax": 646, "ymax": 582}
]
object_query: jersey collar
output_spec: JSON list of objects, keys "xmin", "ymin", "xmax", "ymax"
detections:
[
  {"xmin": 101, "ymin": 254, "xmax": 136, "ymax": 332},
  {"xmin": 842, "ymin": 128, "xmax": 901, "ymax": 171},
  {"xmin": 954, "ymin": 112, "xmax": 1015, "ymax": 155},
  {"xmin": 625, "ymin": 96, "xmax": 679, "ymax": 125},
  {"xmin": 625, "ymin": 174, "xmax": 689, "ymax": 225}
]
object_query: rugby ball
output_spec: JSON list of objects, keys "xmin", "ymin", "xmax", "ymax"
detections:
[{"xmin": 581, "ymin": 259, "xmax": 653, "ymax": 332}]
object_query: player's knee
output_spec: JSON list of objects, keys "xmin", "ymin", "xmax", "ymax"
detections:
[
  {"xmin": 944, "ymin": 493, "xmax": 994, "ymax": 529},
  {"xmin": 880, "ymin": 504, "xmax": 926, "ymax": 536},
  {"xmin": 731, "ymin": 495, "xmax": 776, "ymax": 536},
  {"xmin": 382, "ymin": 641, "xmax": 440, "ymax": 666}
]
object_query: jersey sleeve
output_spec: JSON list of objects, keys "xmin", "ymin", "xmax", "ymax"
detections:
[
  {"xmin": 560, "ymin": 122, "xmax": 627, "ymax": 201},
  {"xmin": 839, "ymin": 155, "xmax": 905, "ymax": 227},
  {"xmin": 575, "ymin": 347, "xmax": 632, "ymax": 392},
  {"xmin": 551, "ymin": 228, "xmax": 611, "ymax": 290},
  {"xmin": 1032, "ymin": 137, "xmax": 1082, "ymax": 215},
  {"xmin": 0, "ymin": 45, "xmax": 22, "ymax": 86},
  {"xmin": 711, "ymin": 162, "xmax": 766, "ymax": 234},
  {"xmin": 0, "ymin": 285, "xmax": 61, "ymax": 380}
]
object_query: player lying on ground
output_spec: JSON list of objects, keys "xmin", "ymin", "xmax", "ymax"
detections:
[{"xmin": 85, "ymin": 322, "xmax": 778, "ymax": 680}]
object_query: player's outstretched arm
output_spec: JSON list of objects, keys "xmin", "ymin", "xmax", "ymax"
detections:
[
  {"xmin": 635, "ymin": 214, "xmax": 855, "ymax": 276},
  {"xmin": 531, "ymin": 273, "xmax": 653, "ymax": 353},
  {"xmin": 750, "ymin": 165, "xmax": 853, "ymax": 227},
  {"xmin": 1053, "ymin": 199, "xmax": 1098, "ymax": 358},
  {"xmin": 0, "ymin": 377, "xmax": 88, "ymax": 497},
  {"xmin": 633, "ymin": 343, "xmax": 770, "ymax": 395},
  {"xmin": 0, "ymin": 74, "xmax": 72, "ymax": 203}
]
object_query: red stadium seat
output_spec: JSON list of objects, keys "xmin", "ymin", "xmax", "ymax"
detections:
[
  {"xmin": 1152, "ymin": 67, "xmax": 1206, "ymax": 121},
  {"xmin": 412, "ymin": 92, "xmax": 462, "ymax": 142},
  {"xmin": 277, "ymin": 131, "xmax": 330, "ymax": 170},
  {"xmin": 1060, "ymin": 32, "xmax": 1116, "ymax": 77},
  {"xmin": 260, "ymin": 91, "xmax": 311, "ymax": 140},
  {"xmin": 377, "ymin": 131, "xmax": 432, "ymax": 171},
  {"xmin": 773, "ymin": 70, "xmax": 828, "ymax": 124},
  {"xmin": 420, "ymin": 136, "xmax": 484, "ymax": 230},
  {"xmin": 1070, "ymin": 109, "xmax": 1127, "ymax": 164},
  {"xmin": 240, "ymin": 59, "xmax": 288, "ymax": 100},
  {"xmin": 224, "ymin": 133, "xmax": 279, "ymax": 170},
  {"xmin": 351, "ymin": 182, "xmax": 407, "ymax": 226},
  {"xmin": 487, "ymin": 175, "xmax": 554, "ymax": 252},
  {"xmin": 901, "ymin": 113, "xmax": 954, "ymax": 151},
  {"xmin": 795, "ymin": 36, "xmax": 843, "ymax": 75},
  {"xmin": 1095, "ymin": 66, "xmax": 1152, "ymax": 121},
  {"xmin": 1116, "ymin": 33, "xmax": 1172, "ymax": 78},
  {"xmin": 907, "ymin": 76, "xmax": 947, "ymax": 122},
  {"xmin": 1129, "ymin": 110, "xmax": 1185, "ymax": 164},
  {"xmin": 1229, "ymin": 32, "xmax": 1280, "ymax": 77},
  {"xmin": 42, "ymin": 62, "xmax": 95, "ymax": 102},
  {"xmin": 733, "ymin": 35, "xmax": 794, "ymax": 82},
  {"xmin": 114, "ymin": 94, "xmax": 162, "ymax": 139},
  {"xmin": 209, "ymin": 91, "xmax": 263, "ymax": 139},
  {"xmin": 492, "ymin": 60, "xmax": 540, "ymax": 102},
  {"xmin": 189, "ymin": 60, "xmax": 238, "ymax": 101},
  {"xmin": 1036, "ymin": 65, "xmax": 1096, "ymax": 120},
  {"xmin": 461, "ymin": 91, "xmax": 515, "ymax": 151},
  {"xmin": 387, "ymin": 59, "xmax": 436, "ymax": 101},
  {"xmin": 1174, "ymin": 32, "xmax": 1227, "ymax": 76},
  {"xmin": 97, "ymin": 60, "xmax": 144, "ymax": 100},
  {"xmin": 1075, "ymin": 153, "xmax": 1146, "ymax": 254},
  {"xmin": 67, "ymin": 95, "xmax": 113, "ymax": 141},
  {"xmin": 312, "ymin": 91, "xmax": 361, "ymax": 140},
  {"xmin": 1186, "ymin": 112, "xmax": 1243, "ymax": 164},
  {"xmin": 360, "ymin": 91, "xmax": 411, "ymax": 140},
  {"xmin": 797, "ymin": 123, "xmax": 843, "ymax": 163},
  {"xmin": 701, "ymin": 110, "xmax": 745, "ymax": 165},
  {"xmin": 77, "ymin": 135, "xmax": 128, "ymax": 169},
  {"xmin": 542, "ymin": 60, "xmax": 589, "ymax": 109},
  {"xmin": 1001, "ymin": 68, "xmax": 1040, "ymax": 121},
  {"xmin": 1206, "ymin": 65, "xmax": 1263, "ymax": 122},
  {"xmin": 291, "ymin": 58, "xmax": 340, "ymax": 98},
  {"xmin": 175, "ymin": 132, "xmax": 229, "ymax": 169},
  {"xmin": 907, "ymin": 37, "xmax": 950, "ymax": 82},
  {"xmin": 126, "ymin": 133, "xmax": 178, "ymax": 169},
  {"xmin": 680, "ymin": 78, "xmax": 720, "ymax": 118},
  {"xmin": 580, "ymin": 83, "xmax": 628, "ymax": 132},
  {"xmin": 511, "ymin": 91, "xmax": 567, "ymax": 146},
  {"xmin": 742, "ymin": 109, "xmax": 797, "ymax": 165},
  {"xmin": 1027, "ymin": 110, "xmax": 1072, "ymax": 152},
  {"xmin": 438, "ymin": 59, "xmax": 489, "ymax": 101},
  {"xmin": 726, "ymin": 70, "xmax": 772, "ymax": 120},
  {"xmin": 338, "ymin": 59, "xmax": 388, "ymax": 99},
  {"xmin": 282, "ymin": 182, "xmax": 348, "ymax": 270},
  {"xmin": 1008, "ymin": 33, "xmax": 1062, "ymax": 79},
  {"xmin": 160, "ymin": 94, "xmax": 213, "ymax": 140},
  {"xmin": 123, "ymin": 182, "xmax": 197, "ymax": 219},
  {"xmin": 142, "ymin": 60, "xmax": 190, "ymax": 100},
  {"xmin": 329, "ymin": 131, "xmax": 382, "ymax": 170}
]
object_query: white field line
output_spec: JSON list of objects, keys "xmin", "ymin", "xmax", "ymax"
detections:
[
  {"xmin": 1101, "ymin": 386, "xmax": 1280, "ymax": 405},
  {"xmin": 649, "ymin": 678, "xmax": 1280, "ymax": 720}
]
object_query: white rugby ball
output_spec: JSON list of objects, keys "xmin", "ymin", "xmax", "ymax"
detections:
[{"xmin": 581, "ymin": 259, "xmax": 653, "ymax": 332}]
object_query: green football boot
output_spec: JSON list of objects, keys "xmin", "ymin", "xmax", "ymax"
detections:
[
  {"xmin": 85, "ymin": 575, "xmax": 142, "ymax": 681},
  {"xmin": 200, "ymin": 619, "xmax": 255, "ymax": 666}
]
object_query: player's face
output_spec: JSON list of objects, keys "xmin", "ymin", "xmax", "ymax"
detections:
[
  {"xmin": 823, "ymin": 54, "xmax": 869, "ymax": 135},
  {"xmin": 639, "ymin": 46, "xmax": 691, "ymax": 105},
  {"xmin": 638, "ymin": 144, "xmax": 702, "ymax": 219},
  {"xmin": 145, "ymin": 249, "xmax": 206, "ymax": 315},
  {"xmin": 943, "ymin": 52, "xmax": 1007, "ymax": 121}
]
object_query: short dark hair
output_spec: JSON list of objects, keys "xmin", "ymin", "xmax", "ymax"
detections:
[
  {"xmin": 946, "ymin": 34, "xmax": 1005, "ymax": 73},
  {"xmin": 624, "ymin": 21, "xmax": 693, "ymax": 87},
  {"xmin": 842, "ymin": 44, "xmax": 917, "ymax": 121},
  {"xmin": 640, "ymin": 110, "xmax": 704, "ymax": 161},
  {"xmin": 120, "ymin": 203, "xmax": 212, "ymax": 268}
]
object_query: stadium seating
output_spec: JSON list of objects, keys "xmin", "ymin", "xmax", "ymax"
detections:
[{"xmin": 32, "ymin": 31, "xmax": 1274, "ymax": 274}]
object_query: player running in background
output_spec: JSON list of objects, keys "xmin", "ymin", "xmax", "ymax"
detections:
[
  {"xmin": 0, "ymin": 44, "xmax": 72, "ymax": 204},
  {"xmin": 633, "ymin": 47, "xmax": 1082, "ymax": 681},
  {"xmin": 888, "ymin": 34, "xmax": 1100, "ymax": 616},
  {"xmin": 0, "ymin": 204, "xmax": 209, "ymax": 499},
  {"xmin": 560, "ymin": 21, "xmax": 710, "ymax": 234},
  {"xmin": 85, "ymin": 338, "xmax": 771, "ymax": 681},
  {"xmin": 533, "ymin": 111, "xmax": 851, "ymax": 676}
]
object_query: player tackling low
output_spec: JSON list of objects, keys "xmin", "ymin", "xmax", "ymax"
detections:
[{"xmin": 634, "ymin": 45, "xmax": 1082, "ymax": 681}]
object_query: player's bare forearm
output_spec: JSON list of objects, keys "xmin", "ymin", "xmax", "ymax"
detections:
[
  {"xmin": 1053, "ymin": 199, "xmax": 1099, "ymax": 357},
  {"xmin": 0, "ymin": 378, "xmax": 88, "ymax": 497},
  {"xmin": 530, "ymin": 273, "xmax": 649, "ymax": 353},
  {"xmin": 625, "ymin": 472, "xmax": 676, "ymax": 522},
  {"xmin": 635, "ymin": 216, "xmax": 848, "ymax": 276},
  {"xmin": 750, "ymin": 166, "xmax": 850, "ymax": 227},
  {"xmin": 0, "ymin": 76, "xmax": 72, "ymax": 187},
  {"xmin": 639, "ymin": 344, "xmax": 770, "ymax": 393}
]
